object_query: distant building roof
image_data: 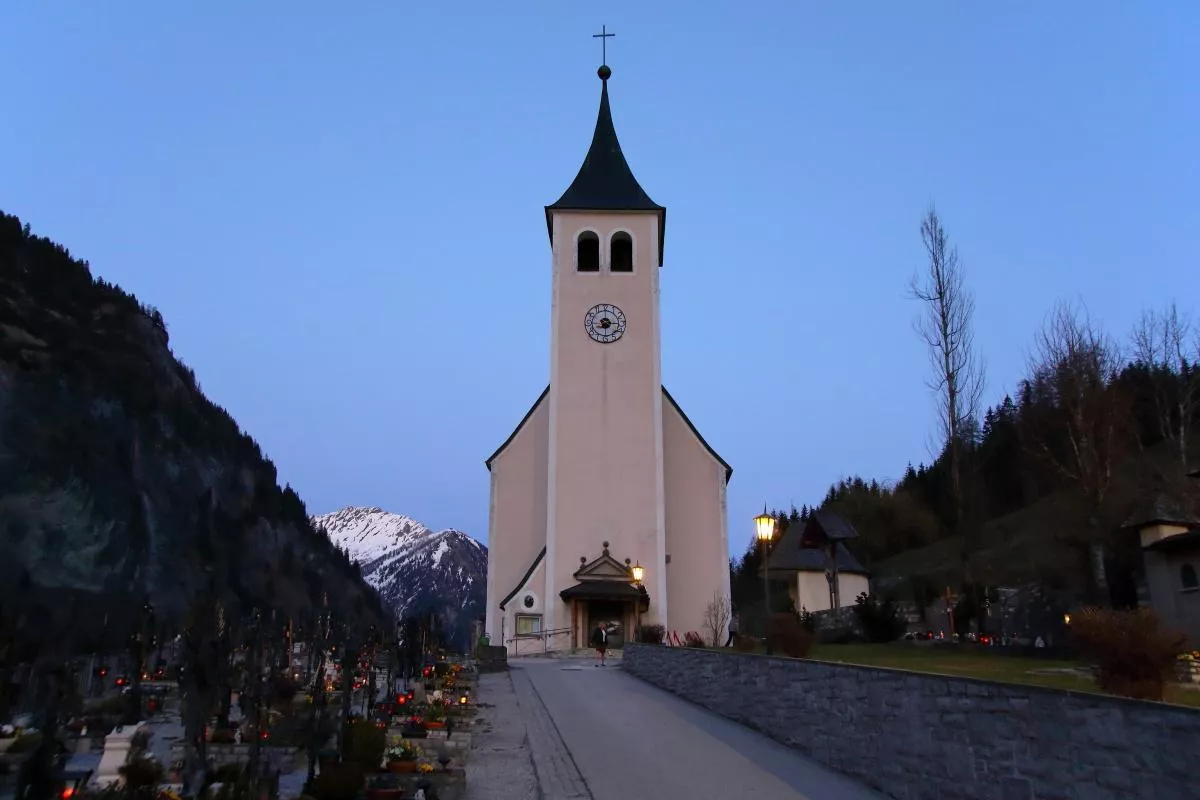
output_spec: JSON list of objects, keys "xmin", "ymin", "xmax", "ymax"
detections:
[
  {"xmin": 811, "ymin": 510, "xmax": 860, "ymax": 541},
  {"xmin": 1121, "ymin": 492, "xmax": 1200, "ymax": 530},
  {"xmin": 765, "ymin": 515, "xmax": 868, "ymax": 576}
]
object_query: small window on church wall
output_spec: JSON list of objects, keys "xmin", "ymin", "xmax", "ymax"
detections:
[
  {"xmin": 515, "ymin": 614, "xmax": 542, "ymax": 636},
  {"xmin": 577, "ymin": 232, "xmax": 600, "ymax": 272},
  {"xmin": 1183, "ymin": 563, "xmax": 1199, "ymax": 590},
  {"xmin": 610, "ymin": 232, "xmax": 633, "ymax": 272}
]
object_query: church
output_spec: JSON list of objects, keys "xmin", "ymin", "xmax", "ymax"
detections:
[{"xmin": 483, "ymin": 58, "xmax": 733, "ymax": 655}]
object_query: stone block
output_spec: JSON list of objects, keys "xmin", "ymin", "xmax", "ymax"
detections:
[{"xmin": 997, "ymin": 777, "xmax": 1033, "ymax": 800}]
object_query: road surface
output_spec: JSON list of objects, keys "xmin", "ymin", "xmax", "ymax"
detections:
[{"xmin": 511, "ymin": 657, "xmax": 884, "ymax": 800}]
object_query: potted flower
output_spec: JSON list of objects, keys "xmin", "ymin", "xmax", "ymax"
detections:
[
  {"xmin": 423, "ymin": 704, "xmax": 446, "ymax": 730},
  {"xmin": 1177, "ymin": 650, "xmax": 1200, "ymax": 684},
  {"xmin": 400, "ymin": 715, "xmax": 427, "ymax": 739},
  {"xmin": 385, "ymin": 740, "xmax": 421, "ymax": 773},
  {"xmin": 417, "ymin": 762, "xmax": 434, "ymax": 774}
]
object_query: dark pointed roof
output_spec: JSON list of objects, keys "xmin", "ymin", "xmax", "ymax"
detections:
[
  {"xmin": 546, "ymin": 66, "xmax": 666, "ymax": 265},
  {"xmin": 1121, "ymin": 491, "xmax": 1200, "ymax": 530},
  {"xmin": 807, "ymin": 510, "xmax": 861, "ymax": 542},
  {"xmin": 765, "ymin": 533, "xmax": 868, "ymax": 576}
]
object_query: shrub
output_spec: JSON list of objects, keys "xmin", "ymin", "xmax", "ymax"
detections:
[
  {"xmin": 209, "ymin": 727, "xmax": 237, "ymax": 744},
  {"xmin": 852, "ymin": 592, "xmax": 907, "ymax": 643},
  {"xmin": 1069, "ymin": 606, "xmax": 1187, "ymax": 701},
  {"xmin": 118, "ymin": 755, "xmax": 164, "ymax": 790},
  {"xmin": 636, "ymin": 624, "xmax": 665, "ymax": 644},
  {"xmin": 309, "ymin": 761, "xmax": 364, "ymax": 800},
  {"xmin": 770, "ymin": 613, "xmax": 814, "ymax": 658},
  {"xmin": 269, "ymin": 672, "xmax": 300, "ymax": 708},
  {"xmin": 345, "ymin": 719, "xmax": 386, "ymax": 770},
  {"xmin": 797, "ymin": 607, "xmax": 816, "ymax": 633},
  {"xmin": 683, "ymin": 631, "xmax": 705, "ymax": 648},
  {"xmin": 6, "ymin": 732, "xmax": 42, "ymax": 754}
]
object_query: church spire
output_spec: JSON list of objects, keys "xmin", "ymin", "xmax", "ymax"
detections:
[{"xmin": 546, "ymin": 63, "xmax": 666, "ymax": 264}]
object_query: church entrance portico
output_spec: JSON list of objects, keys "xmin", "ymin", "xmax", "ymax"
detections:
[{"xmin": 559, "ymin": 543, "xmax": 650, "ymax": 650}]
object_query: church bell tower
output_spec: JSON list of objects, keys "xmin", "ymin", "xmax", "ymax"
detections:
[
  {"xmin": 485, "ymin": 46, "xmax": 731, "ymax": 654},
  {"xmin": 541, "ymin": 62, "xmax": 669, "ymax": 633}
]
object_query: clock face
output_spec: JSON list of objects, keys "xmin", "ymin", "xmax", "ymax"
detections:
[{"xmin": 584, "ymin": 303, "xmax": 627, "ymax": 344}]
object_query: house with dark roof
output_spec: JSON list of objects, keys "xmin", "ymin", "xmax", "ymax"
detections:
[
  {"xmin": 1124, "ymin": 490, "xmax": 1200, "ymax": 643},
  {"xmin": 765, "ymin": 510, "xmax": 870, "ymax": 613}
]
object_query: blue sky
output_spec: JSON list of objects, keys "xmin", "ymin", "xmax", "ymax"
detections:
[{"xmin": 3, "ymin": 3, "xmax": 1197, "ymax": 558}]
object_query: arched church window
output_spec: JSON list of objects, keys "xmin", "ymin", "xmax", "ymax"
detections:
[
  {"xmin": 1182, "ymin": 563, "xmax": 1199, "ymax": 590},
  {"xmin": 577, "ymin": 232, "xmax": 600, "ymax": 272},
  {"xmin": 611, "ymin": 232, "xmax": 633, "ymax": 272}
]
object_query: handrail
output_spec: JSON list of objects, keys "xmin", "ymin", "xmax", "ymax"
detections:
[{"xmin": 506, "ymin": 626, "xmax": 573, "ymax": 656}]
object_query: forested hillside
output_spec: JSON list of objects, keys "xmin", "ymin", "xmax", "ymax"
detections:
[
  {"xmin": 732, "ymin": 211, "xmax": 1198, "ymax": 617},
  {"xmin": 0, "ymin": 211, "xmax": 388, "ymax": 665}
]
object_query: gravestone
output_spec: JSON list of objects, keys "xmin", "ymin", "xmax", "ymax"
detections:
[
  {"xmin": 92, "ymin": 722, "xmax": 149, "ymax": 788},
  {"xmin": 476, "ymin": 647, "xmax": 507, "ymax": 673}
]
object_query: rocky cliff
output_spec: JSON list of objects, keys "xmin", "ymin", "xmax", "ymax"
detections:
[
  {"xmin": 314, "ymin": 507, "xmax": 487, "ymax": 650},
  {"xmin": 0, "ymin": 211, "xmax": 386, "ymax": 650}
]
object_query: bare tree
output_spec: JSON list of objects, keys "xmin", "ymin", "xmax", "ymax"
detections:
[
  {"xmin": 910, "ymin": 207, "xmax": 985, "ymax": 571},
  {"xmin": 1022, "ymin": 301, "xmax": 1129, "ymax": 601},
  {"xmin": 1131, "ymin": 302, "xmax": 1200, "ymax": 477},
  {"xmin": 702, "ymin": 594, "xmax": 733, "ymax": 648}
]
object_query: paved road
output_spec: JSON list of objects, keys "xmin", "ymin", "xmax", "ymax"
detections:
[{"xmin": 512, "ymin": 658, "xmax": 884, "ymax": 800}]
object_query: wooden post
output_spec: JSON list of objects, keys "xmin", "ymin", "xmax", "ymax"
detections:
[{"xmin": 944, "ymin": 586, "xmax": 957, "ymax": 638}]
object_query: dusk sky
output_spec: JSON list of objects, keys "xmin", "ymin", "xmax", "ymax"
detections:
[{"xmin": 3, "ymin": 3, "xmax": 1197, "ymax": 558}]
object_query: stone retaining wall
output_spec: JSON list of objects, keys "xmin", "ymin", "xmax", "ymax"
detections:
[
  {"xmin": 477, "ymin": 646, "xmax": 508, "ymax": 673},
  {"xmin": 623, "ymin": 644, "xmax": 1200, "ymax": 800},
  {"xmin": 168, "ymin": 743, "xmax": 298, "ymax": 773},
  {"xmin": 387, "ymin": 729, "xmax": 471, "ymax": 760}
]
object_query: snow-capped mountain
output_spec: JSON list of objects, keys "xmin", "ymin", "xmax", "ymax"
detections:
[{"xmin": 312, "ymin": 506, "xmax": 487, "ymax": 650}]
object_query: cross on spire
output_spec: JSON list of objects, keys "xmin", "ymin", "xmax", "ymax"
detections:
[{"xmin": 593, "ymin": 25, "xmax": 615, "ymax": 66}]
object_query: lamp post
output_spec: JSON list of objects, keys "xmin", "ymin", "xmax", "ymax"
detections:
[
  {"xmin": 631, "ymin": 562, "xmax": 645, "ymax": 640},
  {"xmin": 754, "ymin": 510, "xmax": 776, "ymax": 655}
]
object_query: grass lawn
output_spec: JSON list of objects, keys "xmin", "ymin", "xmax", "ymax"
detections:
[{"xmin": 801, "ymin": 643, "xmax": 1200, "ymax": 709}]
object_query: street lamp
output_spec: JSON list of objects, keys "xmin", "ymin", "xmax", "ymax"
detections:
[
  {"xmin": 754, "ymin": 509, "xmax": 776, "ymax": 655},
  {"xmin": 631, "ymin": 562, "xmax": 645, "ymax": 640}
]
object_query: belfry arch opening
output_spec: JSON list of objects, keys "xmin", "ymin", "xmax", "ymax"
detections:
[
  {"xmin": 611, "ymin": 232, "xmax": 633, "ymax": 272},
  {"xmin": 577, "ymin": 231, "xmax": 600, "ymax": 272}
]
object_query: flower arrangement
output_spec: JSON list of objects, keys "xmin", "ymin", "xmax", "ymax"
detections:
[
  {"xmin": 1177, "ymin": 650, "xmax": 1200, "ymax": 683},
  {"xmin": 386, "ymin": 740, "xmax": 421, "ymax": 762},
  {"xmin": 417, "ymin": 763, "xmax": 434, "ymax": 774}
]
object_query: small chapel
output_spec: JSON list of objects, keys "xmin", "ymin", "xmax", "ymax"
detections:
[{"xmin": 483, "ymin": 55, "xmax": 733, "ymax": 654}]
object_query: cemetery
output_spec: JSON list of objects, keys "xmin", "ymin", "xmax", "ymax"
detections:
[{"xmin": 0, "ymin": 646, "xmax": 484, "ymax": 800}]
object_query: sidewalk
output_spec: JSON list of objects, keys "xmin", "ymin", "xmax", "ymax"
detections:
[{"xmin": 462, "ymin": 671, "xmax": 541, "ymax": 800}]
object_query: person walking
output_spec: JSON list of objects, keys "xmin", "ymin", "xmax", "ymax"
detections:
[
  {"xmin": 724, "ymin": 615, "xmax": 739, "ymax": 647},
  {"xmin": 591, "ymin": 622, "xmax": 608, "ymax": 666}
]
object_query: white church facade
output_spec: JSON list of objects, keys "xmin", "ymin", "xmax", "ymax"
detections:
[{"xmin": 484, "ymin": 62, "xmax": 733, "ymax": 654}]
